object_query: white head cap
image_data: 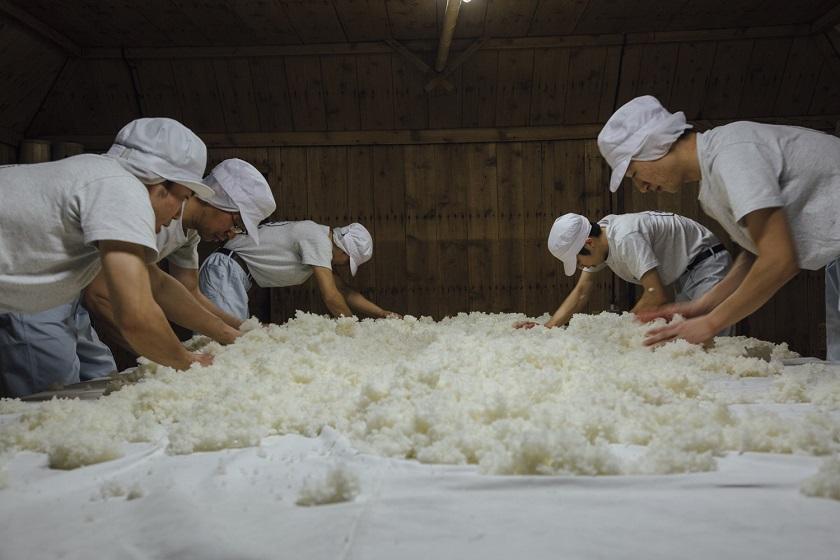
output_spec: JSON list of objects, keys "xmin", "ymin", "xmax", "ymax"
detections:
[
  {"xmin": 547, "ymin": 213, "xmax": 591, "ymax": 276},
  {"xmin": 198, "ymin": 158, "xmax": 276, "ymax": 244},
  {"xmin": 333, "ymin": 223, "xmax": 373, "ymax": 276},
  {"xmin": 597, "ymin": 95, "xmax": 693, "ymax": 192},
  {"xmin": 105, "ymin": 117, "xmax": 214, "ymax": 198}
]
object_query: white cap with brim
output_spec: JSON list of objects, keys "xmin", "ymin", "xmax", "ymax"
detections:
[
  {"xmin": 333, "ymin": 223, "xmax": 373, "ymax": 276},
  {"xmin": 105, "ymin": 117, "xmax": 214, "ymax": 199},
  {"xmin": 198, "ymin": 158, "xmax": 276, "ymax": 245},
  {"xmin": 547, "ymin": 213, "xmax": 591, "ymax": 276},
  {"xmin": 597, "ymin": 95, "xmax": 693, "ymax": 192}
]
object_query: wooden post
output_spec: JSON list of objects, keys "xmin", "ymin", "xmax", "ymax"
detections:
[
  {"xmin": 51, "ymin": 141, "xmax": 85, "ymax": 161},
  {"xmin": 435, "ymin": 0, "xmax": 462, "ymax": 72},
  {"xmin": 19, "ymin": 140, "xmax": 51, "ymax": 163}
]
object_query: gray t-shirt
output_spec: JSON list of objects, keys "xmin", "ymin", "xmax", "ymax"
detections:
[
  {"xmin": 697, "ymin": 122, "xmax": 840, "ymax": 270},
  {"xmin": 585, "ymin": 212, "xmax": 719, "ymax": 285},
  {"xmin": 0, "ymin": 154, "xmax": 158, "ymax": 313},
  {"xmin": 155, "ymin": 202, "xmax": 200, "ymax": 268},
  {"xmin": 223, "ymin": 220, "xmax": 333, "ymax": 287}
]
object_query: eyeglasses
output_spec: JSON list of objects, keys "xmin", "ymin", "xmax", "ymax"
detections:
[{"xmin": 231, "ymin": 215, "xmax": 247, "ymax": 236}]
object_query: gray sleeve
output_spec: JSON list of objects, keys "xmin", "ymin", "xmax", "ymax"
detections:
[
  {"xmin": 297, "ymin": 224, "xmax": 333, "ymax": 269},
  {"xmin": 708, "ymin": 142, "xmax": 784, "ymax": 223},
  {"xmin": 617, "ymin": 234, "xmax": 659, "ymax": 280},
  {"xmin": 167, "ymin": 231, "xmax": 200, "ymax": 269},
  {"xmin": 79, "ymin": 178, "xmax": 158, "ymax": 263}
]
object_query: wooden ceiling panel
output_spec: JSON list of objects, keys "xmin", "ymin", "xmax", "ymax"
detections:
[
  {"xmin": 283, "ymin": 0, "xmax": 346, "ymax": 44},
  {"xmin": 0, "ymin": 20, "xmax": 65, "ymax": 135},
  {"xmin": 130, "ymin": 1, "xmax": 212, "ymax": 46},
  {"xmin": 77, "ymin": 0, "xmax": 165, "ymax": 46},
  {"xmin": 8, "ymin": 0, "xmax": 840, "ymax": 48},
  {"xmin": 8, "ymin": 0, "xmax": 97, "ymax": 45},
  {"xmin": 334, "ymin": 0, "xmax": 391, "ymax": 42},
  {"xmin": 27, "ymin": 58, "xmax": 139, "ymax": 135},
  {"xmin": 485, "ymin": 0, "xmax": 539, "ymax": 38},
  {"xmin": 227, "ymin": 0, "xmax": 301, "ymax": 45},
  {"xmin": 132, "ymin": 58, "xmax": 184, "ymax": 120},
  {"xmin": 387, "ymin": 0, "xmax": 439, "ymax": 40},
  {"xmin": 169, "ymin": 0, "xmax": 255, "ymax": 45},
  {"xmin": 529, "ymin": 0, "xmax": 589, "ymax": 36},
  {"xmin": 574, "ymin": 0, "xmax": 685, "ymax": 35}
]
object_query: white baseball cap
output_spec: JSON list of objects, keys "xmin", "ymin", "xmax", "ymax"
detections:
[
  {"xmin": 547, "ymin": 213, "xmax": 591, "ymax": 276},
  {"xmin": 105, "ymin": 117, "xmax": 214, "ymax": 198},
  {"xmin": 598, "ymin": 95, "xmax": 693, "ymax": 192},
  {"xmin": 333, "ymin": 223, "xmax": 373, "ymax": 276},
  {"xmin": 198, "ymin": 158, "xmax": 276, "ymax": 244}
]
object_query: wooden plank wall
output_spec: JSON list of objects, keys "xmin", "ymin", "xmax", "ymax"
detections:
[{"xmin": 205, "ymin": 140, "xmax": 616, "ymax": 326}]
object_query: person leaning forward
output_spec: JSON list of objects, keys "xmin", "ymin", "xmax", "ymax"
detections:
[
  {"xmin": 0, "ymin": 117, "xmax": 216, "ymax": 397},
  {"xmin": 598, "ymin": 95, "xmax": 840, "ymax": 353},
  {"xmin": 83, "ymin": 158, "xmax": 276, "ymax": 359},
  {"xmin": 198, "ymin": 220, "xmax": 400, "ymax": 321},
  {"xmin": 516, "ymin": 211, "xmax": 732, "ymax": 334}
]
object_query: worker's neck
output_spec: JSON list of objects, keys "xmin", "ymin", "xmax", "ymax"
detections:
[
  {"xmin": 596, "ymin": 229, "xmax": 610, "ymax": 260},
  {"xmin": 180, "ymin": 198, "xmax": 200, "ymax": 232},
  {"xmin": 673, "ymin": 132, "xmax": 701, "ymax": 184}
]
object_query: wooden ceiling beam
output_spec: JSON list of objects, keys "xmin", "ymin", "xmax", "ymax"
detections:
[
  {"xmin": 434, "ymin": 0, "xmax": 462, "ymax": 72},
  {"xmin": 424, "ymin": 36, "xmax": 488, "ymax": 92},
  {"xmin": 811, "ymin": 3, "xmax": 840, "ymax": 33},
  {"xmin": 0, "ymin": 0, "xmax": 81, "ymax": 56},
  {"xmin": 386, "ymin": 38, "xmax": 455, "ymax": 93},
  {"xmin": 77, "ymin": 24, "xmax": 812, "ymax": 60},
  {"xmin": 35, "ymin": 114, "xmax": 840, "ymax": 150}
]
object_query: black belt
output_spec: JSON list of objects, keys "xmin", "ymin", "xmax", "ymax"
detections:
[
  {"xmin": 215, "ymin": 248, "xmax": 252, "ymax": 280},
  {"xmin": 686, "ymin": 244, "xmax": 726, "ymax": 271}
]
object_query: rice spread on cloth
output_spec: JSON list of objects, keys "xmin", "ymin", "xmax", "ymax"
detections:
[{"xmin": 1, "ymin": 312, "xmax": 839, "ymax": 496}]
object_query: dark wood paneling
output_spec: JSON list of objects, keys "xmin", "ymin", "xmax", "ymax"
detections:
[
  {"xmin": 387, "ymin": 0, "xmax": 438, "ymax": 40},
  {"xmin": 669, "ymin": 42, "xmax": 717, "ymax": 120},
  {"xmin": 250, "ymin": 57, "xmax": 295, "ymax": 131},
  {"xmin": 495, "ymin": 49, "xmax": 534, "ymax": 127},
  {"xmin": 774, "ymin": 36, "xmax": 823, "ymax": 115},
  {"xmin": 322, "ymin": 55, "xmax": 361, "ymax": 131},
  {"xmin": 357, "ymin": 54, "xmax": 395, "ymax": 130},
  {"xmin": 702, "ymin": 40, "xmax": 753, "ymax": 118},
  {"xmin": 738, "ymin": 38, "xmax": 793, "ymax": 118},
  {"xmin": 0, "ymin": 20, "xmax": 66, "ymax": 135},
  {"xmin": 484, "ymin": 0, "xmax": 539, "ymax": 38},
  {"xmin": 461, "ymin": 50, "xmax": 499, "ymax": 128},
  {"xmin": 285, "ymin": 56, "xmax": 327, "ymax": 131},
  {"xmin": 214, "ymin": 59, "xmax": 260, "ymax": 132},
  {"xmin": 334, "ymin": 0, "xmax": 391, "ymax": 42}
]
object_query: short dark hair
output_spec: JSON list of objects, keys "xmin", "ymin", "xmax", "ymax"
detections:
[{"xmin": 578, "ymin": 222, "xmax": 601, "ymax": 256}]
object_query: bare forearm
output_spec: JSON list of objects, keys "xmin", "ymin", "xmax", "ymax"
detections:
[
  {"xmin": 323, "ymin": 294, "xmax": 354, "ymax": 317},
  {"xmin": 344, "ymin": 290, "xmax": 389, "ymax": 318},
  {"xmin": 119, "ymin": 307, "xmax": 194, "ymax": 369},
  {"xmin": 630, "ymin": 290, "xmax": 671, "ymax": 313},
  {"xmin": 707, "ymin": 254, "xmax": 797, "ymax": 332},
  {"xmin": 695, "ymin": 251, "xmax": 753, "ymax": 312},
  {"xmin": 546, "ymin": 290, "xmax": 589, "ymax": 328},
  {"xmin": 151, "ymin": 271, "xmax": 239, "ymax": 343}
]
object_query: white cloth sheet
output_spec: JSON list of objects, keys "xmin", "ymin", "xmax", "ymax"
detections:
[{"xmin": 1, "ymin": 369, "xmax": 838, "ymax": 560}]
